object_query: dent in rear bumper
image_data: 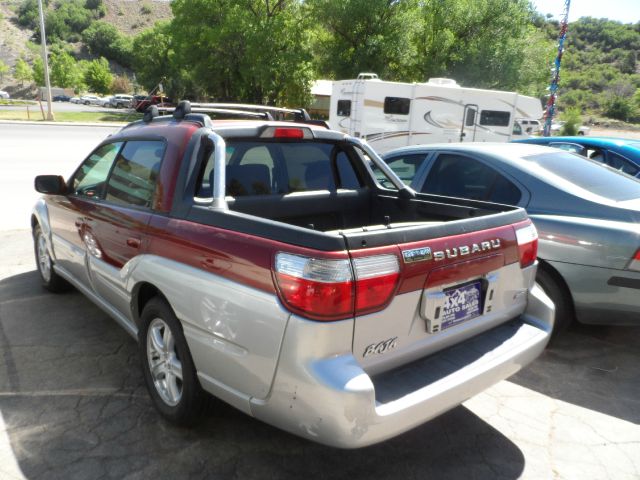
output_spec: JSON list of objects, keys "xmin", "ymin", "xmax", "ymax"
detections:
[{"xmin": 249, "ymin": 285, "xmax": 554, "ymax": 448}]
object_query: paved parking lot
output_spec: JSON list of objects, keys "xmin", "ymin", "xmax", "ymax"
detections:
[{"xmin": 0, "ymin": 123, "xmax": 639, "ymax": 479}]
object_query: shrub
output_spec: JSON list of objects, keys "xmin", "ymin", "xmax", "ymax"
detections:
[
  {"xmin": 560, "ymin": 108, "xmax": 582, "ymax": 135},
  {"xmin": 82, "ymin": 22, "xmax": 133, "ymax": 67},
  {"xmin": 141, "ymin": 3, "xmax": 152, "ymax": 15}
]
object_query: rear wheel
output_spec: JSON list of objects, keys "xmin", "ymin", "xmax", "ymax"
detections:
[
  {"xmin": 33, "ymin": 225, "xmax": 69, "ymax": 292},
  {"xmin": 536, "ymin": 267, "xmax": 573, "ymax": 337},
  {"xmin": 139, "ymin": 297, "xmax": 207, "ymax": 426}
]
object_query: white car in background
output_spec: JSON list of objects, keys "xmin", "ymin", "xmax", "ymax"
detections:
[
  {"xmin": 80, "ymin": 95, "xmax": 101, "ymax": 105},
  {"xmin": 99, "ymin": 96, "xmax": 114, "ymax": 107},
  {"xmin": 551, "ymin": 121, "xmax": 591, "ymax": 136},
  {"xmin": 0, "ymin": 90, "xmax": 10, "ymax": 99}
]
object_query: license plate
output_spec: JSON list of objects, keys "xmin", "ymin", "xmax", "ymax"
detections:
[{"xmin": 441, "ymin": 281, "xmax": 483, "ymax": 330}]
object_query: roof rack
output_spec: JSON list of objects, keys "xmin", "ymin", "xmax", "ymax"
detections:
[
  {"xmin": 138, "ymin": 100, "xmax": 329, "ymax": 128},
  {"xmin": 157, "ymin": 106, "xmax": 272, "ymax": 120}
]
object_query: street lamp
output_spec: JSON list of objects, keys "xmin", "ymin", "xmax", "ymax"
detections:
[{"xmin": 37, "ymin": 0, "xmax": 54, "ymax": 121}]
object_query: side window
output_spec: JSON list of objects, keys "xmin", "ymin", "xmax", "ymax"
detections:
[
  {"xmin": 607, "ymin": 152, "xmax": 640, "ymax": 176},
  {"xmin": 384, "ymin": 97, "xmax": 411, "ymax": 115},
  {"xmin": 337, "ymin": 100, "xmax": 351, "ymax": 117},
  {"xmin": 512, "ymin": 122, "xmax": 522, "ymax": 135},
  {"xmin": 479, "ymin": 110, "xmax": 510, "ymax": 127},
  {"xmin": 335, "ymin": 151, "xmax": 362, "ymax": 189},
  {"xmin": 550, "ymin": 143, "xmax": 586, "ymax": 155},
  {"xmin": 71, "ymin": 142, "xmax": 122, "ymax": 198},
  {"xmin": 384, "ymin": 154, "xmax": 426, "ymax": 185},
  {"xmin": 422, "ymin": 153, "xmax": 521, "ymax": 204},
  {"xmin": 105, "ymin": 140, "xmax": 165, "ymax": 208}
]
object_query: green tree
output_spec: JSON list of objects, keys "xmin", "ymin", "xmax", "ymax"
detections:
[
  {"xmin": 604, "ymin": 95, "xmax": 635, "ymax": 121},
  {"xmin": 560, "ymin": 108, "xmax": 581, "ymax": 135},
  {"xmin": 32, "ymin": 57, "xmax": 44, "ymax": 86},
  {"xmin": 84, "ymin": 57, "xmax": 113, "ymax": 94},
  {"xmin": 170, "ymin": 0, "xmax": 315, "ymax": 105},
  {"xmin": 0, "ymin": 60, "xmax": 9, "ymax": 82},
  {"xmin": 309, "ymin": 0, "xmax": 419, "ymax": 80},
  {"xmin": 14, "ymin": 58, "xmax": 33, "ymax": 86},
  {"xmin": 50, "ymin": 51, "xmax": 80, "ymax": 88},
  {"xmin": 82, "ymin": 21, "xmax": 133, "ymax": 67}
]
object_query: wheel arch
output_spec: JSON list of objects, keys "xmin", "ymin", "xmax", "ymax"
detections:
[
  {"xmin": 537, "ymin": 258, "xmax": 576, "ymax": 320},
  {"xmin": 131, "ymin": 281, "xmax": 171, "ymax": 328}
]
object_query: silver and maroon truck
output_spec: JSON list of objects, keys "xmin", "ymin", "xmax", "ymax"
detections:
[{"xmin": 31, "ymin": 101, "xmax": 553, "ymax": 448}]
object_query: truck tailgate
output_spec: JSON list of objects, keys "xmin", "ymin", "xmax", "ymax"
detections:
[{"xmin": 346, "ymin": 221, "xmax": 534, "ymax": 375}]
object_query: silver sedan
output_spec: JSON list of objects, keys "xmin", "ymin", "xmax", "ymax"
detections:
[{"xmin": 381, "ymin": 143, "xmax": 640, "ymax": 334}]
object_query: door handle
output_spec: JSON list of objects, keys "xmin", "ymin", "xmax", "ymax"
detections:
[{"xmin": 126, "ymin": 237, "xmax": 141, "ymax": 249}]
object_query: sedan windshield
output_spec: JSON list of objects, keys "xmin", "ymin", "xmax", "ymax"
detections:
[{"xmin": 522, "ymin": 151, "xmax": 640, "ymax": 202}]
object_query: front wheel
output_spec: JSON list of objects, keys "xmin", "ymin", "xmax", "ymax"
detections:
[
  {"xmin": 33, "ymin": 225, "xmax": 69, "ymax": 292},
  {"xmin": 139, "ymin": 297, "xmax": 207, "ymax": 426},
  {"xmin": 536, "ymin": 268, "xmax": 573, "ymax": 338}
]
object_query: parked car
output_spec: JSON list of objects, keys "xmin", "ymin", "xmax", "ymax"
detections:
[
  {"xmin": 98, "ymin": 96, "xmax": 114, "ymax": 107},
  {"xmin": 382, "ymin": 143, "xmax": 640, "ymax": 334},
  {"xmin": 70, "ymin": 97, "xmax": 81, "ymax": 104},
  {"xmin": 516, "ymin": 118, "xmax": 541, "ymax": 135},
  {"xmin": 31, "ymin": 101, "xmax": 552, "ymax": 448},
  {"xmin": 514, "ymin": 136, "xmax": 640, "ymax": 178},
  {"xmin": 80, "ymin": 95, "xmax": 101, "ymax": 105},
  {"xmin": 108, "ymin": 94, "xmax": 134, "ymax": 108},
  {"xmin": 550, "ymin": 121, "xmax": 591, "ymax": 136},
  {"xmin": 0, "ymin": 90, "xmax": 10, "ymax": 99},
  {"xmin": 52, "ymin": 95, "xmax": 71, "ymax": 102},
  {"xmin": 133, "ymin": 94, "xmax": 172, "ymax": 112}
]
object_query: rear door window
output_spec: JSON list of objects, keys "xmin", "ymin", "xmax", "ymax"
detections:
[
  {"xmin": 422, "ymin": 153, "xmax": 521, "ymax": 204},
  {"xmin": 606, "ymin": 152, "xmax": 640, "ymax": 177}
]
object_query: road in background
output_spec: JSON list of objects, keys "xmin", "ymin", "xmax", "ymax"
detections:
[{"xmin": 0, "ymin": 123, "xmax": 120, "ymax": 230}]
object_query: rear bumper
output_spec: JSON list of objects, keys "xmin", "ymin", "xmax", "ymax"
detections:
[
  {"xmin": 250, "ymin": 285, "xmax": 553, "ymax": 448},
  {"xmin": 549, "ymin": 261, "xmax": 640, "ymax": 325}
]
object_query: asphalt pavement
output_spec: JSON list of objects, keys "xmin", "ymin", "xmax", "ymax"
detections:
[{"xmin": 0, "ymin": 123, "xmax": 639, "ymax": 479}]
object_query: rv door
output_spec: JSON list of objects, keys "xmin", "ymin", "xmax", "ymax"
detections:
[{"xmin": 460, "ymin": 104, "xmax": 478, "ymax": 142}]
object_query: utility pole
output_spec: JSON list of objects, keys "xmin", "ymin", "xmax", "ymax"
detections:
[{"xmin": 37, "ymin": 0, "xmax": 54, "ymax": 121}]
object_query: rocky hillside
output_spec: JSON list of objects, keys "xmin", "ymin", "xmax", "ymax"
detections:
[{"xmin": 0, "ymin": 0, "xmax": 172, "ymax": 94}]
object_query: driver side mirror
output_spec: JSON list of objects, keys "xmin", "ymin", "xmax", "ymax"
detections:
[{"xmin": 35, "ymin": 175, "xmax": 67, "ymax": 195}]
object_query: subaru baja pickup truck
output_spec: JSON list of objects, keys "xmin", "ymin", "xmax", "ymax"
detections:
[{"xmin": 32, "ymin": 101, "xmax": 553, "ymax": 448}]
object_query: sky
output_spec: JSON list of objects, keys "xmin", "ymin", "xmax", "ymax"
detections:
[{"xmin": 531, "ymin": 0, "xmax": 640, "ymax": 23}]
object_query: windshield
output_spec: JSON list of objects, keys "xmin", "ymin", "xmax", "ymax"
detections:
[{"xmin": 522, "ymin": 151, "xmax": 640, "ymax": 202}]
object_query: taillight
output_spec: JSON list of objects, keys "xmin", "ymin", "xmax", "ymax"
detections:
[
  {"xmin": 261, "ymin": 126, "xmax": 312, "ymax": 139},
  {"xmin": 353, "ymin": 255, "xmax": 400, "ymax": 313},
  {"xmin": 274, "ymin": 252, "xmax": 400, "ymax": 321},
  {"xmin": 515, "ymin": 222, "xmax": 538, "ymax": 268},
  {"xmin": 628, "ymin": 248, "xmax": 640, "ymax": 272},
  {"xmin": 275, "ymin": 253, "xmax": 353, "ymax": 320},
  {"xmin": 273, "ymin": 127, "xmax": 305, "ymax": 138}
]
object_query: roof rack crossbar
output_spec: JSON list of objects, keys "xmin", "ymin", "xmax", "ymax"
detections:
[
  {"xmin": 189, "ymin": 103, "xmax": 300, "ymax": 115},
  {"xmin": 156, "ymin": 107, "xmax": 271, "ymax": 119}
]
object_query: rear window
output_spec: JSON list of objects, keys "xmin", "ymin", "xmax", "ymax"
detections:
[
  {"xmin": 523, "ymin": 151, "xmax": 640, "ymax": 201},
  {"xmin": 197, "ymin": 141, "xmax": 362, "ymax": 197}
]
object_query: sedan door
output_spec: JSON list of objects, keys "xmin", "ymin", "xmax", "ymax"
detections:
[
  {"xmin": 84, "ymin": 140, "xmax": 165, "ymax": 317},
  {"xmin": 47, "ymin": 142, "xmax": 123, "ymax": 289}
]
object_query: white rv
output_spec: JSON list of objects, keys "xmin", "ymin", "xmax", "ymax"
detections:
[{"xmin": 328, "ymin": 74, "xmax": 543, "ymax": 153}]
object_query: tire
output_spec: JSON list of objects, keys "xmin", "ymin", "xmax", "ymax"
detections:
[
  {"xmin": 577, "ymin": 131, "xmax": 585, "ymax": 136},
  {"xmin": 84, "ymin": 101, "xmax": 90, "ymax": 105},
  {"xmin": 536, "ymin": 267, "xmax": 573, "ymax": 338},
  {"xmin": 139, "ymin": 297, "xmax": 207, "ymax": 426},
  {"xmin": 33, "ymin": 224, "xmax": 69, "ymax": 292}
]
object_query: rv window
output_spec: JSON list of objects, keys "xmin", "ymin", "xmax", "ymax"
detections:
[
  {"xmin": 384, "ymin": 97, "xmax": 410, "ymax": 115},
  {"xmin": 479, "ymin": 110, "xmax": 510, "ymax": 127},
  {"xmin": 337, "ymin": 100, "xmax": 351, "ymax": 117}
]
